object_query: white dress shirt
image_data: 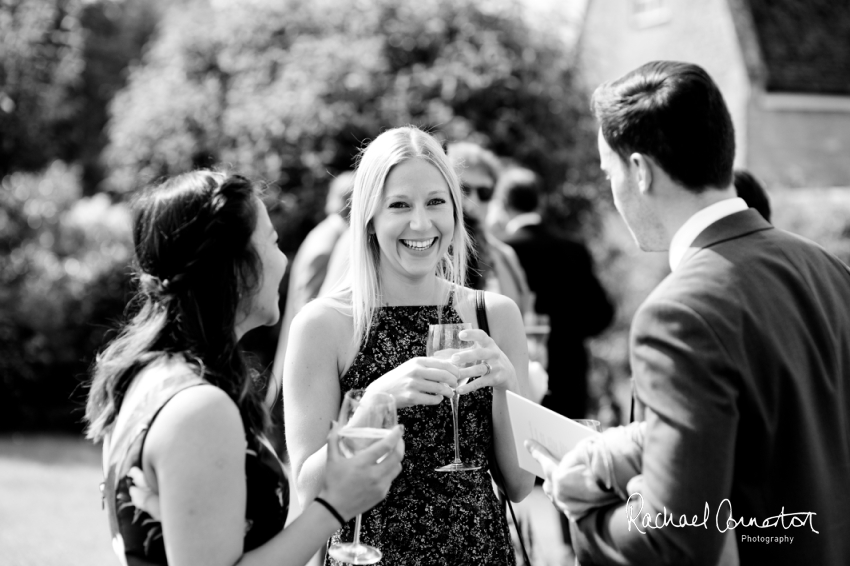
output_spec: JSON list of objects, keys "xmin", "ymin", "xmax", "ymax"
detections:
[{"xmin": 668, "ymin": 197, "xmax": 748, "ymax": 271}]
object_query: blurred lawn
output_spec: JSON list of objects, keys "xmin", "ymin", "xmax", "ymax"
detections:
[
  {"xmin": 0, "ymin": 435, "xmax": 114, "ymax": 566},
  {"xmin": 0, "ymin": 435, "xmax": 570, "ymax": 566}
]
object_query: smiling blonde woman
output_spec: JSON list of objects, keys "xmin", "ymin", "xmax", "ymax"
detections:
[{"xmin": 284, "ymin": 126, "xmax": 534, "ymax": 565}]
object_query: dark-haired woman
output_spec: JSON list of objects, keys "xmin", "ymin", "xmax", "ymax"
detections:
[{"xmin": 86, "ymin": 170, "xmax": 404, "ymax": 566}]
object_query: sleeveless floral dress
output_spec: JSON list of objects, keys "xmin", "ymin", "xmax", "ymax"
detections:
[
  {"xmin": 101, "ymin": 366, "xmax": 287, "ymax": 565},
  {"xmin": 326, "ymin": 294, "xmax": 515, "ymax": 566}
]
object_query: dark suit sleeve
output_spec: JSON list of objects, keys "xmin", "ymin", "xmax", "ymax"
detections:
[{"xmin": 571, "ymin": 298, "xmax": 740, "ymax": 566}]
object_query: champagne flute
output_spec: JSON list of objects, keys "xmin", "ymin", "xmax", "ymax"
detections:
[
  {"xmin": 427, "ymin": 322, "xmax": 482, "ymax": 473},
  {"xmin": 328, "ymin": 389, "xmax": 397, "ymax": 565}
]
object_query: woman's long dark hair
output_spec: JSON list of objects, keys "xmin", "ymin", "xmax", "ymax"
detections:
[{"xmin": 85, "ymin": 170, "xmax": 269, "ymax": 441}]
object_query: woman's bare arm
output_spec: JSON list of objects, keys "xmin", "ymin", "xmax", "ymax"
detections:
[
  {"xmin": 143, "ymin": 364, "xmax": 402, "ymax": 566},
  {"xmin": 453, "ymin": 290, "xmax": 535, "ymax": 502},
  {"xmin": 283, "ymin": 299, "xmax": 347, "ymax": 504}
]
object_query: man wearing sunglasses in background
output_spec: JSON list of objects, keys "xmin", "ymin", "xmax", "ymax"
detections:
[{"xmin": 447, "ymin": 141, "xmax": 532, "ymax": 317}]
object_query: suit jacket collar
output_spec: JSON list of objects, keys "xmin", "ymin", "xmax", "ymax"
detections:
[{"xmin": 678, "ymin": 209, "xmax": 773, "ymax": 268}]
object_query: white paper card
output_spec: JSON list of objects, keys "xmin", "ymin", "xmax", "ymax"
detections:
[{"xmin": 505, "ymin": 390, "xmax": 601, "ymax": 478}]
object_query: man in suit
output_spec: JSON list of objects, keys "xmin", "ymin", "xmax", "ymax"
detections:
[
  {"xmin": 446, "ymin": 141, "xmax": 533, "ymax": 317},
  {"xmin": 499, "ymin": 166, "xmax": 614, "ymax": 420},
  {"xmin": 529, "ymin": 61, "xmax": 850, "ymax": 565}
]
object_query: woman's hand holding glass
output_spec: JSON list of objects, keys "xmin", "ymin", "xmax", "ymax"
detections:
[
  {"xmin": 327, "ymin": 390, "xmax": 402, "ymax": 564},
  {"xmin": 365, "ymin": 356, "xmax": 459, "ymax": 409},
  {"xmin": 319, "ymin": 421, "xmax": 405, "ymax": 524},
  {"xmin": 451, "ymin": 328, "xmax": 518, "ymax": 395},
  {"xmin": 428, "ymin": 323, "xmax": 481, "ymax": 472}
]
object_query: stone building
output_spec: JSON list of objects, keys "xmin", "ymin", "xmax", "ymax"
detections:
[{"xmin": 576, "ymin": 0, "xmax": 850, "ymax": 188}]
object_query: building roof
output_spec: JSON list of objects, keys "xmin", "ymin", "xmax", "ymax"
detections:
[{"xmin": 743, "ymin": 0, "xmax": 850, "ymax": 95}]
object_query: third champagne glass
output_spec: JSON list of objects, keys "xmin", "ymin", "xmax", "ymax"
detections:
[
  {"xmin": 328, "ymin": 389, "xmax": 397, "ymax": 565},
  {"xmin": 427, "ymin": 322, "xmax": 482, "ymax": 472}
]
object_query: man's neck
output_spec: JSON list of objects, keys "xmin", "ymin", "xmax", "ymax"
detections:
[
  {"xmin": 666, "ymin": 188, "xmax": 746, "ymax": 271},
  {"xmin": 661, "ymin": 186, "xmax": 737, "ymax": 245}
]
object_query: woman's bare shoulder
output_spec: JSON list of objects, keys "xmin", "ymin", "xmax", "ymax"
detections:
[
  {"xmin": 142, "ymin": 382, "xmax": 244, "ymax": 492},
  {"xmin": 481, "ymin": 290, "xmax": 522, "ymax": 318},
  {"xmin": 297, "ymin": 296, "xmax": 351, "ymax": 325},
  {"xmin": 479, "ymin": 289, "xmax": 525, "ymax": 340},
  {"xmin": 133, "ymin": 357, "xmax": 233, "ymax": 423},
  {"xmin": 121, "ymin": 355, "xmax": 203, "ymax": 410},
  {"xmin": 451, "ymin": 285, "xmax": 521, "ymax": 327},
  {"xmin": 289, "ymin": 296, "xmax": 355, "ymax": 366}
]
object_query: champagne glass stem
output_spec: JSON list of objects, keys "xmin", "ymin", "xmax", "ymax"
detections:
[
  {"xmin": 352, "ymin": 513, "xmax": 363, "ymax": 546},
  {"xmin": 451, "ymin": 391, "xmax": 461, "ymax": 463}
]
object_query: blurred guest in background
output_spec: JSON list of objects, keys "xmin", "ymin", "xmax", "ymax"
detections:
[
  {"xmin": 271, "ymin": 172, "xmax": 354, "ymax": 403},
  {"xmin": 498, "ymin": 165, "xmax": 614, "ymax": 550},
  {"xmin": 734, "ymin": 169, "xmax": 771, "ymax": 222},
  {"xmin": 86, "ymin": 170, "xmax": 403, "ymax": 566},
  {"xmin": 498, "ymin": 166, "xmax": 614, "ymax": 420},
  {"xmin": 318, "ymin": 225, "xmax": 352, "ymax": 297},
  {"xmin": 447, "ymin": 141, "xmax": 533, "ymax": 316},
  {"xmin": 285, "ymin": 127, "xmax": 534, "ymax": 565}
]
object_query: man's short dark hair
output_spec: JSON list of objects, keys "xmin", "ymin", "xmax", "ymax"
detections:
[
  {"xmin": 592, "ymin": 61, "xmax": 735, "ymax": 192},
  {"xmin": 734, "ymin": 169, "xmax": 771, "ymax": 222},
  {"xmin": 498, "ymin": 167, "xmax": 540, "ymax": 213}
]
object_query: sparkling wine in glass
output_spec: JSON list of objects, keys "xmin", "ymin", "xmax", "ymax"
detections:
[
  {"xmin": 328, "ymin": 389, "xmax": 397, "ymax": 565},
  {"xmin": 427, "ymin": 322, "xmax": 482, "ymax": 473}
]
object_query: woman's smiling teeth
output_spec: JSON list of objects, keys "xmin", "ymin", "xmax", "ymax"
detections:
[{"xmin": 401, "ymin": 237, "xmax": 437, "ymax": 251}]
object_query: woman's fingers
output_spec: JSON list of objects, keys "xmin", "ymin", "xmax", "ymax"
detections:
[
  {"xmin": 415, "ymin": 375, "xmax": 454, "ymax": 398},
  {"xmin": 356, "ymin": 425, "xmax": 404, "ymax": 465},
  {"xmin": 449, "ymin": 345, "xmax": 495, "ymax": 369},
  {"xmin": 456, "ymin": 360, "xmax": 492, "ymax": 380},
  {"xmin": 416, "ymin": 366, "xmax": 458, "ymax": 390},
  {"xmin": 326, "ymin": 420, "xmax": 342, "ymax": 459},
  {"xmin": 417, "ymin": 356, "xmax": 460, "ymax": 378},
  {"xmin": 455, "ymin": 374, "xmax": 494, "ymax": 395},
  {"xmin": 377, "ymin": 434, "xmax": 405, "ymax": 470},
  {"xmin": 458, "ymin": 328, "xmax": 493, "ymax": 346}
]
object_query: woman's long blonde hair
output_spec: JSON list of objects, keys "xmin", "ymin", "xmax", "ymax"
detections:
[{"xmin": 336, "ymin": 126, "xmax": 470, "ymax": 347}]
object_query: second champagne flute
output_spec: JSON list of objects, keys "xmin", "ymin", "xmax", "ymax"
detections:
[
  {"xmin": 427, "ymin": 322, "xmax": 482, "ymax": 473},
  {"xmin": 328, "ymin": 389, "xmax": 397, "ymax": 565}
]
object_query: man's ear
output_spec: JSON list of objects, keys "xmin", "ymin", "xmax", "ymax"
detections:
[{"xmin": 630, "ymin": 153, "xmax": 653, "ymax": 195}]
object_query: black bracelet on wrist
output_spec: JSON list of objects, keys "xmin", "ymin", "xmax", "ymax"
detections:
[{"xmin": 314, "ymin": 497, "xmax": 345, "ymax": 528}]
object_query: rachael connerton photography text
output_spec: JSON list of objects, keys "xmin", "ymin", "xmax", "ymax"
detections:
[{"xmin": 625, "ymin": 493, "xmax": 818, "ymax": 534}]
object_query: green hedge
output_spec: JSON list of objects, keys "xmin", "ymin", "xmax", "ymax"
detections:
[{"xmin": 0, "ymin": 163, "xmax": 133, "ymax": 431}]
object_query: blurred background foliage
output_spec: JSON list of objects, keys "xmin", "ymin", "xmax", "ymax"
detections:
[
  {"xmin": 103, "ymin": 0, "xmax": 601, "ymax": 251},
  {"xmin": 0, "ymin": 162, "xmax": 133, "ymax": 429},
  {"xmin": 4, "ymin": 0, "xmax": 848, "ymax": 433},
  {"xmin": 1, "ymin": 0, "xmax": 602, "ymax": 432}
]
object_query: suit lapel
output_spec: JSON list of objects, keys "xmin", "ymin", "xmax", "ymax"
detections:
[{"xmin": 679, "ymin": 209, "xmax": 773, "ymax": 268}]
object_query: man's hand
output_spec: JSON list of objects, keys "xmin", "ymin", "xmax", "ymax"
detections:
[{"xmin": 526, "ymin": 438, "xmax": 620, "ymax": 521}]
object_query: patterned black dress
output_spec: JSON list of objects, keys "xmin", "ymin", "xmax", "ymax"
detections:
[
  {"xmin": 101, "ymin": 366, "xmax": 288, "ymax": 565},
  {"xmin": 326, "ymin": 294, "xmax": 515, "ymax": 566}
]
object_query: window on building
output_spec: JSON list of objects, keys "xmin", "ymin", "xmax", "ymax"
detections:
[{"xmin": 632, "ymin": 0, "xmax": 671, "ymax": 28}]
